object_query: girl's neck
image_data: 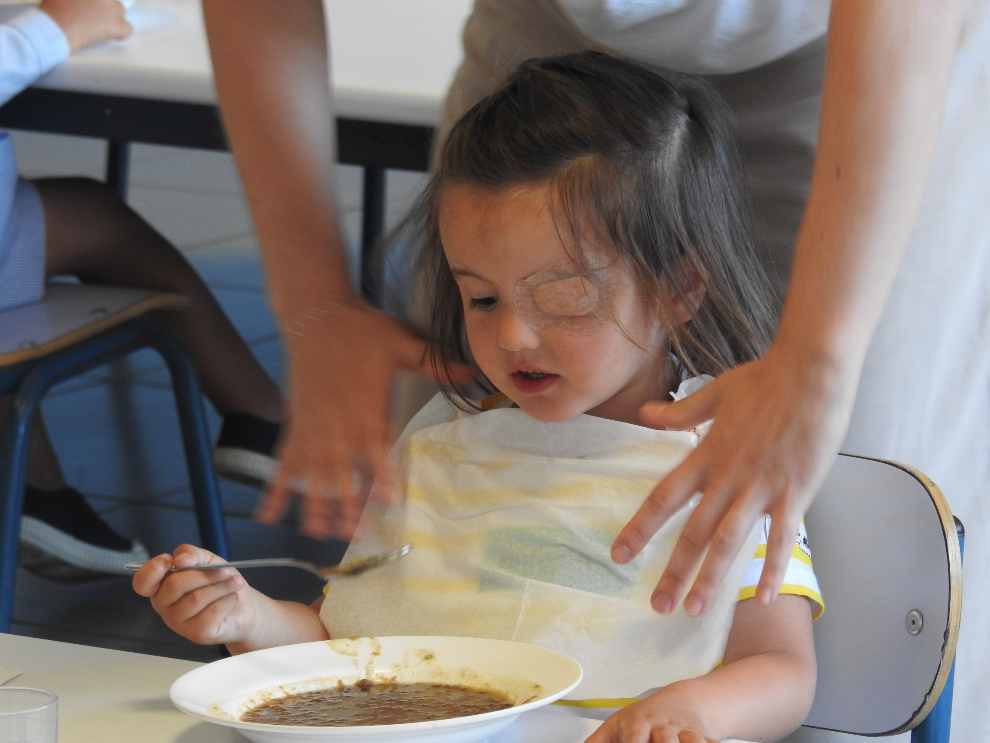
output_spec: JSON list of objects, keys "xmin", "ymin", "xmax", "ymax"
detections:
[{"xmin": 583, "ymin": 356, "xmax": 678, "ymax": 426}]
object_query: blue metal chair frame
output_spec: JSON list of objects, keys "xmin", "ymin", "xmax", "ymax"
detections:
[
  {"xmin": 910, "ymin": 516, "xmax": 964, "ymax": 743},
  {"xmin": 0, "ymin": 318, "xmax": 229, "ymax": 632}
]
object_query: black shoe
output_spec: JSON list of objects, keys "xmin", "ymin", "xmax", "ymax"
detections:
[
  {"xmin": 19, "ymin": 486, "xmax": 149, "ymax": 582},
  {"xmin": 213, "ymin": 413, "xmax": 281, "ymax": 489}
]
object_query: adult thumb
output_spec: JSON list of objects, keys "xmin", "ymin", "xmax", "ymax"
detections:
[{"xmin": 639, "ymin": 381, "xmax": 719, "ymax": 431}]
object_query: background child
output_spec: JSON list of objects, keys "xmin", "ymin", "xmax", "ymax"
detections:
[
  {"xmin": 134, "ymin": 53, "xmax": 818, "ymax": 742},
  {"xmin": 0, "ymin": 0, "xmax": 282, "ymax": 581}
]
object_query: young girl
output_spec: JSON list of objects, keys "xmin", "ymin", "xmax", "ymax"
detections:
[{"xmin": 135, "ymin": 52, "xmax": 820, "ymax": 743}]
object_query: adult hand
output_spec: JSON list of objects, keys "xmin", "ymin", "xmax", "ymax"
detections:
[
  {"xmin": 612, "ymin": 340, "xmax": 858, "ymax": 616},
  {"xmin": 40, "ymin": 0, "xmax": 131, "ymax": 51},
  {"xmin": 257, "ymin": 298, "xmax": 473, "ymax": 540}
]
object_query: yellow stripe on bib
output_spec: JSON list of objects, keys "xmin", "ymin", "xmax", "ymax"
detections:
[
  {"xmin": 552, "ymin": 698, "xmax": 639, "ymax": 709},
  {"xmin": 403, "ymin": 529, "xmax": 484, "ymax": 551},
  {"xmin": 404, "ymin": 577, "xmax": 480, "ymax": 592}
]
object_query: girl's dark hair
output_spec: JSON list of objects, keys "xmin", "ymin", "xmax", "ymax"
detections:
[{"xmin": 416, "ymin": 51, "xmax": 776, "ymax": 406}]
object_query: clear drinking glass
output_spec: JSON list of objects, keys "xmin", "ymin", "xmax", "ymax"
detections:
[{"xmin": 0, "ymin": 688, "xmax": 57, "ymax": 743}]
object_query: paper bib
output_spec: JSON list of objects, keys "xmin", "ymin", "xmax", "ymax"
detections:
[{"xmin": 323, "ymin": 393, "xmax": 760, "ymax": 701}]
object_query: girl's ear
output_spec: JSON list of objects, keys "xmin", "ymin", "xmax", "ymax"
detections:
[{"xmin": 670, "ymin": 261, "xmax": 706, "ymax": 324}]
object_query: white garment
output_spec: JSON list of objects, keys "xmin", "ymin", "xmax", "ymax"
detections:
[
  {"xmin": 441, "ymin": 1, "xmax": 990, "ymax": 737},
  {"xmin": 556, "ymin": 0, "xmax": 830, "ymax": 74},
  {"xmin": 840, "ymin": 2, "xmax": 990, "ymax": 741},
  {"xmin": 0, "ymin": 9, "xmax": 68, "ymax": 311},
  {"xmin": 323, "ymin": 392, "xmax": 760, "ymax": 704}
]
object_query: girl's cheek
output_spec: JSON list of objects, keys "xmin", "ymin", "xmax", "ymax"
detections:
[{"xmin": 463, "ymin": 318, "xmax": 496, "ymax": 368}]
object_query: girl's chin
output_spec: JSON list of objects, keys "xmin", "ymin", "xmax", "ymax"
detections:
[{"xmin": 508, "ymin": 396, "xmax": 585, "ymax": 423}]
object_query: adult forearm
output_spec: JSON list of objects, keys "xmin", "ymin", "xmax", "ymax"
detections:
[
  {"xmin": 201, "ymin": 0, "xmax": 354, "ymax": 321},
  {"xmin": 777, "ymin": 0, "xmax": 964, "ymax": 370}
]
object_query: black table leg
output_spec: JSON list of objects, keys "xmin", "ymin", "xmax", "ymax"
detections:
[
  {"xmin": 105, "ymin": 140, "xmax": 130, "ymax": 197},
  {"xmin": 361, "ymin": 166, "xmax": 386, "ymax": 307}
]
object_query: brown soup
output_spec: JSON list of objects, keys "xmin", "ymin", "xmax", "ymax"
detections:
[{"xmin": 241, "ymin": 679, "xmax": 515, "ymax": 727}]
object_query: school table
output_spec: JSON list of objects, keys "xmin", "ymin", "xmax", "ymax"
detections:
[
  {"xmin": 0, "ymin": 0, "xmax": 473, "ymax": 304},
  {"xmin": 0, "ymin": 632, "xmax": 607, "ymax": 742}
]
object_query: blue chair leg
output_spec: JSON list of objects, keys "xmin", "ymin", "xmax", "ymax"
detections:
[
  {"xmin": 0, "ymin": 319, "xmax": 229, "ymax": 632},
  {"xmin": 911, "ymin": 517, "xmax": 964, "ymax": 743},
  {"xmin": 0, "ymin": 388, "xmax": 40, "ymax": 633},
  {"xmin": 140, "ymin": 324, "xmax": 229, "ymax": 560}
]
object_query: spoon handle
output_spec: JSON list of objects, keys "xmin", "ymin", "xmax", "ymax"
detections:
[{"xmin": 123, "ymin": 558, "xmax": 310, "ymax": 572}]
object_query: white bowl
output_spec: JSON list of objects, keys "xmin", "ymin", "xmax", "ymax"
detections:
[{"xmin": 170, "ymin": 636, "xmax": 583, "ymax": 743}]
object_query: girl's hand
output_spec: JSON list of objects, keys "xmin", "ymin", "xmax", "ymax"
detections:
[
  {"xmin": 40, "ymin": 0, "xmax": 132, "ymax": 52},
  {"xmin": 259, "ymin": 300, "xmax": 473, "ymax": 540},
  {"xmin": 612, "ymin": 341, "xmax": 856, "ymax": 616},
  {"xmin": 132, "ymin": 544, "xmax": 258, "ymax": 646},
  {"xmin": 586, "ymin": 697, "xmax": 717, "ymax": 743}
]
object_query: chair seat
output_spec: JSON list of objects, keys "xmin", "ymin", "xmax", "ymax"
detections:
[{"xmin": 0, "ymin": 284, "xmax": 189, "ymax": 367}]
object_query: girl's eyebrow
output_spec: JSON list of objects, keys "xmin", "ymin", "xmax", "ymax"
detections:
[{"xmin": 450, "ymin": 268, "xmax": 488, "ymax": 281}]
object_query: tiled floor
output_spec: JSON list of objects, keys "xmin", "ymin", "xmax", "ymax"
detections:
[{"xmin": 7, "ymin": 130, "xmax": 428, "ymax": 662}]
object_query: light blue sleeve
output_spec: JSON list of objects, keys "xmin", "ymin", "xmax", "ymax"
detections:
[{"xmin": 0, "ymin": 9, "xmax": 70, "ymax": 106}]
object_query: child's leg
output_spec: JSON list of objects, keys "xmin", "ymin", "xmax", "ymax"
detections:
[{"xmin": 34, "ymin": 177, "xmax": 282, "ymax": 423}]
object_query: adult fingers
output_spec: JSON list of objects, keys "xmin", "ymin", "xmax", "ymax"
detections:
[
  {"xmin": 638, "ymin": 381, "xmax": 720, "ymax": 432},
  {"xmin": 672, "ymin": 494, "xmax": 764, "ymax": 616},
  {"xmin": 257, "ymin": 470, "xmax": 294, "ymax": 526},
  {"xmin": 395, "ymin": 331, "xmax": 475, "ymax": 386},
  {"xmin": 756, "ymin": 501, "xmax": 803, "ymax": 605},
  {"xmin": 612, "ymin": 449, "xmax": 705, "ymax": 564}
]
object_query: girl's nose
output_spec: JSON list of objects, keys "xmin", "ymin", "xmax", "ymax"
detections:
[{"xmin": 498, "ymin": 309, "xmax": 540, "ymax": 351}]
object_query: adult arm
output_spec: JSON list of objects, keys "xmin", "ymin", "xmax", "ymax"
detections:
[
  {"xmin": 612, "ymin": 0, "xmax": 966, "ymax": 615},
  {"xmin": 201, "ymin": 0, "xmax": 464, "ymax": 538}
]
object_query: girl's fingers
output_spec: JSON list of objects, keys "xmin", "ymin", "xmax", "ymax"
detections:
[
  {"xmin": 167, "ymin": 574, "xmax": 245, "ymax": 626},
  {"xmin": 612, "ymin": 450, "xmax": 705, "ymax": 565},
  {"xmin": 131, "ymin": 553, "xmax": 173, "ymax": 596},
  {"xmin": 180, "ymin": 591, "xmax": 242, "ymax": 645},
  {"xmin": 171, "ymin": 543, "xmax": 223, "ymax": 569},
  {"xmin": 152, "ymin": 567, "xmax": 235, "ymax": 609},
  {"xmin": 650, "ymin": 729, "xmax": 680, "ymax": 743}
]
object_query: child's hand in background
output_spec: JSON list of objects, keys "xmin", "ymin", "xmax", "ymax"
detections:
[
  {"xmin": 132, "ymin": 544, "xmax": 258, "ymax": 646},
  {"xmin": 40, "ymin": 0, "xmax": 132, "ymax": 52}
]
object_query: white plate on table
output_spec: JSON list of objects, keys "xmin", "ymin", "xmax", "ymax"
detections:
[{"xmin": 170, "ymin": 636, "xmax": 583, "ymax": 743}]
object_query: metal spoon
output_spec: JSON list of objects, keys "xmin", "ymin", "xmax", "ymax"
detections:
[{"xmin": 124, "ymin": 544, "xmax": 412, "ymax": 581}]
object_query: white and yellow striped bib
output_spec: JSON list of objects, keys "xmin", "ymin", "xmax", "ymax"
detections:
[{"xmin": 322, "ymin": 392, "xmax": 762, "ymax": 707}]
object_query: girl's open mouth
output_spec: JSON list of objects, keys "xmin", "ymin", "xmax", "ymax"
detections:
[{"xmin": 511, "ymin": 370, "xmax": 559, "ymax": 394}]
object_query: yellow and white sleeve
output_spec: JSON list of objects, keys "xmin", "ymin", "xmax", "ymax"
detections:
[{"xmin": 738, "ymin": 517, "xmax": 824, "ymax": 620}]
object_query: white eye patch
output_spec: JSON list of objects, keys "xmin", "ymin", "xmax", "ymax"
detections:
[{"xmin": 513, "ymin": 258, "xmax": 616, "ymax": 335}]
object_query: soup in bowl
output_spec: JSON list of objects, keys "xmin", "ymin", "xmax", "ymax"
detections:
[{"xmin": 170, "ymin": 636, "xmax": 583, "ymax": 743}]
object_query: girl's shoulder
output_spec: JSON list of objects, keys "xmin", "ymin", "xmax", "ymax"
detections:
[{"xmin": 393, "ymin": 392, "xmax": 467, "ymax": 452}]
